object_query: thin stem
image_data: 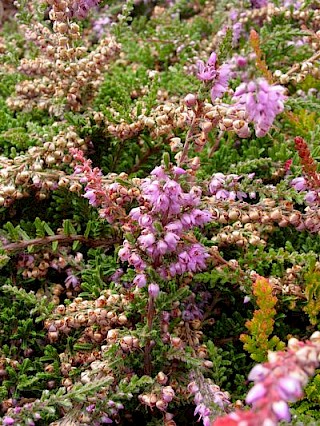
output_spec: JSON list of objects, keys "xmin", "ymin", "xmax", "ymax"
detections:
[
  {"xmin": 144, "ymin": 294, "xmax": 155, "ymax": 375},
  {"xmin": 2, "ymin": 234, "xmax": 119, "ymax": 252},
  {"xmin": 208, "ymin": 131, "xmax": 223, "ymax": 158},
  {"xmin": 178, "ymin": 102, "xmax": 203, "ymax": 167},
  {"xmin": 128, "ymin": 143, "xmax": 162, "ymax": 174}
]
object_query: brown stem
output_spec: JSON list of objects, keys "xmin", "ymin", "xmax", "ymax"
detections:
[
  {"xmin": 208, "ymin": 131, "xmax": 223, "ymax": 158},
  {"xmin": 178, "ymin": 102, "xmax": 203, "ymax": 167},
  {"xmin": 2, "ymin": 234, "xmax": 119, "ymax": 252},
  {"xmin": 286, "ymin": 50, "xmax": 320, "ymax": 77},
  {"xmin": 128, "ymin": 144, "xmax": 162, "ymax": 174},
  {"xmin": 144, "ymin": 295, "xmax": 155, "ymax": 375}
]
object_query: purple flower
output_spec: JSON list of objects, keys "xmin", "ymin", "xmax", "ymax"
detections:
[
  {"xmin": 133, "ymin": 273, "xmax": 147, "ymax": 288},
  {"xmin": 100, "ymin": 415, "xmax": 113, "ymax": 424},
  {"xmin": 210, "ymin": 63, "xmax": 231, "ymax": 100},
  {"xmin": 246, "ymin": 382, "xmax": 267, "ymax": 404},
  {"xmin": 65, "ymin": 273, "xmax": 79, "ymax": 288},
  {"xmin": 83, "ymin": 190, "xmax": 97, "ymax": 206},
  {"xmin": 248, "ymin": 364, "xmax": 269, "ymax": 382},
  {"xmin": 3, "ymin": 418, "xmax": 15, "ymax": 426},
  {"xmin": 216, "ymin": 189, "xmax": 230, "ymax": 200},
  {"xmin": 236, "ymin": 55, "xmax": 247, "ymax": 68},
  {"xmin": 233, "ymin": 79, "xmax": 286, "ymax": 137},
  {"xmin": 86, "ymin": 404, "xmax": 96, "ymax": 413},
  {"xmin": 291, "ymin": 177, "xmax": 307, "ymax": 191},
  {"xmin": 277, "ymin": 377, "xmax": 303, "ymax": 401},
  {"xmin": 209, "ymin": 173, "xmax": 225, "ymax": 193},
  {"xmin": 272, "ymin": 400, "xmax": 291, "ymax": 422},
  {"xmin": 93, "ymin": 15, "xmax": 111, "ymax": 38},
  {"xmin": 196, "ymin": 52, "xmax": 231, "ymax": 101},
  {"xmin": 128, "ymin": 253, "xmax": 146, "ymax": 270},
  {"xmin": 196, "ymin": 52, "xmax": 218, "ymax": 81},
  {"xmin": 138, "ymin": 233, "xmax": 156, "ymax": 250},
  {"xmin": 148, "ymin": 283, "xmax": 160, "ymax": 298},
  {"xmin": 250, "ymin": 0, "xmax": 268, "ymax": 7},
  {"xmin": 305, "ymin": 190, "xmax": 317, "ymax": 204},
  {"xmin": 118, "ymin": 243, "xmax": 131, "ymax": 261},
  {"xmin": 71, "ymin": 0, "xmax": 100, "ymax": 19},
  {"xmin": 164, "ymin": 232, "xmax": 180, "ymax": 250}
]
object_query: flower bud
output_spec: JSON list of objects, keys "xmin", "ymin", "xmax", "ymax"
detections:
[{"xmin": 184, "ymin": 93, "xmax": 197, "ymax": 107}]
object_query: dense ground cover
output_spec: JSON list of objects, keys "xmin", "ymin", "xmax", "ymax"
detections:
[{"xmin": 0, "ymin": 0, "xmax": 319, "ymax": 424}]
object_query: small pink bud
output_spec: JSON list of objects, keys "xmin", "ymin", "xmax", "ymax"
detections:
[{"xmin": 184, "ymin": 93, "xmax": 197, "ymax": 107}]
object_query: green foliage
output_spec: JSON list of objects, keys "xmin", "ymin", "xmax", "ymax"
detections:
[
  {"xmin": 0, "ymin": 0, "xmax": 319, "ymax": 424},
  {"xmin": 303, "ymin": 270, "xmax": 320, "ymax": 326}
]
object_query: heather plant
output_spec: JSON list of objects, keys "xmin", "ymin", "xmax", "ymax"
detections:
[{"xmin": 0, "ymin": 0, "xmax": 319, "ymax": 425}]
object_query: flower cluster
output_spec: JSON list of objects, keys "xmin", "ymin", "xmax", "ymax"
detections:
[
  {"xmin": 250, "ymin": 0, "xmax": 268, "ymax": 8},
  {"xmin": 196, "ymin": 52, "xmax": 231, "ymax": 102},
  {"xmin": 119, "ymin": 165, "xmax": 212, "ymax": 283},
  {"xmin": 70, "ymin": 0, "xmax": 100, "ymax": 19},
  {"xmin": 208, "ymin": 173, "xmax": 256, "ymax": 201},
  {"xmin": 213, "ymin": 331, "xmax": 320, "ymax": 426},
  {"xmin": 291, "ymin": 176, "xmax": 320, "ymax": 204},
  {"xmin": 71, "ymin": 148, "xmax": 133, "ymax": 224},
  {"xmin": 188, "ymin": 371, "xmax": 231, "ymax": 426},
  {"xmin": 232, "ymin": 79, "xmax": 286, "ymax": 137}
]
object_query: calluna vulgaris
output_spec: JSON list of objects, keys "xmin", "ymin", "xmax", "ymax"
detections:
[{"xmin": 0, "ymin": 0, "xmax": 319, "ymax": 425}]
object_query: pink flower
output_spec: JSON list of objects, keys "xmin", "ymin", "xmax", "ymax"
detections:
[
  {"xmin": 250, "ymin": 0, "xmax": 268, "ymax": 7},
  {"xmin": 70, "ymin": 0, "xmax": 100, "ymax": 19},
  {"xmin": 233, "ymin": 79, "xmax": 286, "ymax": 137},
  {"xmin": 138, "ymin": 233, "xmax": 156, "ymax": 250},
  {"xmin": 245, "ymin": 382, "xmax": 267, "ymax": 404},
  {"xmin": 196, "ymin": 52, "xmax": 231, "ymax": 100},
  {"xmin": 277, "ymin": 377, "xmax": 303, "ymax": 401},
  {"xmin": 291, "ymin": 177, "xmax": 307, "ymax": 191},
  {"xmin": 3, "ymin": 418, "xmax": 15, "ymax": 426},
  {"xmin": 164, "ymin": 232, "xmax": 180, "ymax": 250},
  {"xmin": 148, "ymin": 283, "xmax": 160, "ymax": 298},
  {"xmin": 83, "ymin": 190, "xmax": 97, "ymax": 206},
  {"xmin": 133, "ymin": 274, "xmax": 147, "ymax": 288},
  {"xmin": 196, "ymin": 52, "xmax": 218, "ymax": 81},
  {"xmin": 272, "ymin": 400, "xmax": 291, "ymax": 422}
]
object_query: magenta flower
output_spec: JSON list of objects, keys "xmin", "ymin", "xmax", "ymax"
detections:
[
  {"xmin": 305, "ymin": 190, "xmax": 318, "ymax": 204},
  {"xmin": 133, "ymin": 274, "xmax": 147, "ymax": 288},
  {"xmin": 272, "ymin": 400, "xmax": 291, "ymax": 422},
  {"xmin": 3, "ymin": 418, "xmax": 15, "ymax": 426},
  {"xmin": 196, "ymin": 52, "xmax": 219, "ymax": 81},
  {"xmin": 83, "ymin": 190, "xmax": 97, "ymax": 206},
  {"xmin": 245, "ymin": 382, "xmax": 267, "ymax": 404},
  {"xmin": 250, "ymin": 0, "xmax": 268, "ymax": 7},
  {"xmin": 277, "ymin": 377, "xmax": 303, "ymax": 401},
  {"xmin": 148, "ymin": 283, "xmax": 160, "ymax": 298},
  {"xmin": 233, "ymin": 79, "xmax": 286, "ymax": 137},
  {"xmin": 291, "ymin": 177, "xmax": 307, "ymax": 191},
  {"xmin": 70, "ymin": 0, "xmax": 100, "ymax": 19},
  {"xmin": 196, "ymin": 52, "xmax": 231, "ymax": 101}
]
